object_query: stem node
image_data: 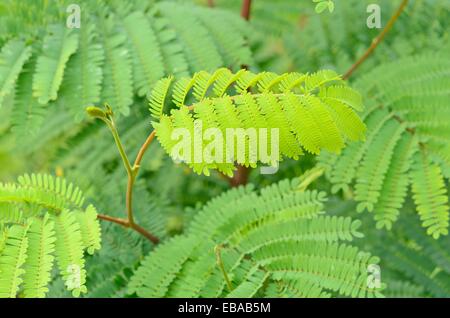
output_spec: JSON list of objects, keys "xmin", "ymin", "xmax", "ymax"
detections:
[{"xmin": 91, "ymin": 105, "xmax": 160, "ymax": 244}]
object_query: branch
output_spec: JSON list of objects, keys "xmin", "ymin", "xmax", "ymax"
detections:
[
  {"xmin": 240, "ymin": 0, "xmax": 252, "ymax": 20},
  {"xmin": 229, "ymin": 165, "xmax": 251, "ymax": 187},
  {"xmin": 105, "ymin": 118, "xmax": 133, "ymax": 178},
  {"xmin": 343, "ymin": 0, "xmax": 409, "ymax": 80},
  {"xmin": 105, "ymin": 118, "xmax": 137, "ymax": 225},
  {"xmin": 87, "ymin": 106, "xmax": 160, "ymax": 244},
  {"xmin": 134, "ymin": 130, "xmax": 156, "ymax": 171},
  {"xmin": 297, "ymin": 167, "xmax": 325, "ymax": 192},
  {"xmin": 97, "ymin": 214, "xmax": 128, "ymax": 227},
  {"xmin": 126, "ymin": 130, "xmax": 156, "ymax": 224},
  {"xmin": 131, "ymin": 222, "xmax": 160, "ymax": 244},
  {"xmin": 105, "ymin": 119, "xmax": 137, "ymax": 224},
  {"xmin": 97, "ymin": 214, "xmax": 159, "ymax": 244},
  {"xmin": 125, "ymin": 174, "xmax": 135, "ymax": 224},
  {"xmin": 215, "ymin": 245, "xmax": 233, "ymax": 291}
]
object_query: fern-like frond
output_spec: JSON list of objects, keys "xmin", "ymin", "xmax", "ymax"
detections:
[
  {"xmin": 226, "ymin": 269, "xmax": 269, "ymax": 298},
  {"xmin": 383, "ymin": 280, "xmax": 425, "ymax": 298},
  {"xmin": 0, "ymin": 39, "xmax": 32, "ymax": 108},
  {"xmin": 51, "ymin": 210, "xmax": 87, "ymax": 297},
  {"xmin": 372, "ymin": 133, "xmax": 417, "ymax": 229},
  {"xmin": 0, "ymin": 224, "xmax": 29, "ymax": 298},
  {"xmin": 259, "ymin": 0, "xmax": 450, "ymax": 77},
  {"xmin": 374, "ymin": 235, "xmax": 450, "ymax": 297},
  {"xmin": 74, "ymin": 205, "xmax": 102, "ymax": 255},
  {"xmin": 128, "ymin": 235, "xmax": 198, "ymax": 298},
  {"xmin": 354, "ymin": 120, "xmax": 406, "ymax": 213},
  {"xmin": 1, "ymin": 0, "xmax": 254, "ymax": 154},
  {"xmin": 3, "ymin": 173, "xmax": 86, "ymax": 211},
  {"xmin": 191, "ymin": 5, "xmax": 252, "ymax": 68},
  {"xmin": 98, "ymin": 15, "xmax": 133, "ymax": 116},
  {"xmin": 150, "ymin": 14, "xmax": 189, "ymax": 78},
  {"xmin": 128, "ymin": 177, "xmax": 382, "ymax": 298},
  {"xmin": 265, "ymin": 278, "xmax": 330, "ymax": 298},
  {"xmin": 0, "ymin": 203, "xmax": 24, "ymax": 224},
  {"xmin": 149, "ymin": 76, "xmax": 173, "ymax": 120},
  {"xmin": 12, "ymin": 108, "xmax": 76, "ymax": 155},
  {"xmin": 123, "ymin": 11, "xmax": 165, "ymax": 97},
  {"xmin": 59, "ymin": 21, "xmax": 104, "ymax": 121},
  {"xmin": 150, "ymin": 68, "xmax": 365, "ymax": 176},
  {"xmin": 11, "ymin": 59, "xmax": 47, "ymax": 141},
  {"xmin": 319, "ymin": 54, "xmax": 450, "ymax": 237},
  {"xmin": 32, "ymin": 24, "xmax": 79, "ymax": 104},
  {"xmin": 411, "ymin": 152, "xmax": 449, "ymax": 239},
  {"xmin": 22, "ymin": 215, "xmax": 55, "ymax": 298},
  {"xmin": 157, "ymin": 2, "xmax": 224, "ymax": 73},
  {"xmin": 0, "ymin": 174, "xmax": 101, "ymax": 298}
]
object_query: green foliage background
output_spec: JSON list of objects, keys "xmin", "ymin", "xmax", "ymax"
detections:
[{"xmin": 0, "ymin": 0, "xmax": 449, "ymax": 298}]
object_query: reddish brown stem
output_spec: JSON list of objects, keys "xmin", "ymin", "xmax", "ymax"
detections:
[
  {"xmin": 125, "ymin": 130, "xmax": 156, "ymax": 224},
  {"xmin": 130, "ymin": 222, "xmax": 160, "ymax": 244},
  {"xmin": 228, "ymin": 0, "xmax": 254, "ymax": 188},
  {"xmin": 240, "ymin": 0, "xmax": 252, "ymax": 20},
  {"xmin": 97, "ymin": 126, "xmax": 160, "ymax": 244},
  {"xmin": 97, "ymin": 214, "xmax": 159, "ymax": 244},
  {"xmin": 343, "ymin": 0, "xmax": 409, "ymax": 80},
  {"xmin": 229, "ymin": 165, "xmax": 251, "ymax": 187},
  {"xmin": 207, "ymin": 0, "xmax": 214, "ymax": 8},
  {"xmin": 134, "ymin": 130, "xmax": 156, "ymax": 170},
  {"xmin": 97, "ymin": 213, "xmax": 129, "ymax": 227},
  {"xmin": 126, "ymin": 174, "xmax": 135, "ymax": 224}
]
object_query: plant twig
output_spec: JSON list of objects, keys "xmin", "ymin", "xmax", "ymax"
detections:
[
  {"xmin": 343, "ymin": 0, "xmax": 409, "ymax": 80},
  {"xmin": 88, "ymin": 105, "xmax": 160, "ymax": 244},
  {"xmin": 125, "ymin": 174, "xmax": 135, "ymax": 224},
  {"xmin": 297, "ymin": 167, "xmax": 325, "ymax": 192},
  {"xmin": 229, "ymin": 165, "xmax": 251, "ymax": 187},
  {"xmin": 134, "ymin": 130, "xmax": 156, "ymax": 171},
  {"xmin": 130, "ymin": 222, "xmax": 160, "ymax": 244},
  {"xmin": 125, "ymin": 130, "xmax": 157, "ymax": 225},
  {"xmin": 215, "ymin": 245, "xmax": 233, "ymax": 291},
  {"xmin": 240, "ymin": 0, "xmax": 252, "ymax": 20},
  {"xmin": 207, "ymin": 0, "xmax": 214, "ymax": 8},
  {"xmin": 104, "ymin": 118, "xmax": 137, "ymax": 225},
  {"xmin": 97, "ymin": 214, "xmax": 159, "ymax": 244},
  {"xmin": 122, "ymin": 129, "xmax": 159, "ymax": 241},
  {"xmin": 97, "ymin": 213, "xmax": 129, "ymax": 227},
  {"xmin": 105, "ymin": 118, "xmax": 133, "ymax": 178}
]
